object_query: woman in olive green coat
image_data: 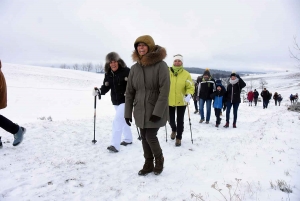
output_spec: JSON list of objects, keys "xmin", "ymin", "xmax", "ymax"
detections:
[{"xmin": 124, "ymin": 35, "xmax": 170, "ymax": 176}]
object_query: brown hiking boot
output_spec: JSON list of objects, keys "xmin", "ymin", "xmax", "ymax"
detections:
[
  {"xmin": 175, "ymin": 139, "xmax": 181, "ymax": 147},
  {"xmin": 138, "ymin": 159, "xmax": 154, "ymax": 176},
  {"xmin": 170, "ymin": 131, "xmax": 176, "ymax": 140},
  {"xmin": 233, "ymin": 123, "xmax": 237, "ymax": 128},
  {"xmin": 223, "ymin": 122, "xmax": 229, "ymax": 128},
  {"xmin": 215, "ymin": 124, "xmax": 219, "ymax": 127},
  {"xmin": 199, "ymin": 119, "xmax": 204, "ymax": 123},
  {"xmin": 153, "ymin": 155, "xmax": 164, "ymax": 175}
]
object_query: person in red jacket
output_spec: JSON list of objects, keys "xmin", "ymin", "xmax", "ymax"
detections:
[{"xmin": 247, "ymin": 90, "xmax": 254, "ymax": 106}]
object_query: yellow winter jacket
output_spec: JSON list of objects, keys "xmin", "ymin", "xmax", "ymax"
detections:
[{"xmin": 168, "ymin": 67, "xmax": 195, "ymax": 106}]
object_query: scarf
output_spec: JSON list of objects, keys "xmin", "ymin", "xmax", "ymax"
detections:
[
  {"xmin": 229, "ymin": 78, "xmax": 239, "ymax": 85},
  {"xmin": 172, "ymin": 65, "xmax": 183, "ymax": 76}
]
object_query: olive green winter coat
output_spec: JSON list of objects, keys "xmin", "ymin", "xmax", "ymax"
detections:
[
  {"xmin": 168, "ymin": 67, "xmax": 194, "ymax": 106},
  {"xmin": 125, "ymin": 46, "xmax": 170, "ymax": 129}
]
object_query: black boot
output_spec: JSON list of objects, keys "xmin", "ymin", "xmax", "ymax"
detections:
[
  {"xmin": 138, "ymin": 159, "xmax": 154, "ymax": 176},
  {"xmin": 153, "ymin": 154, "xmax": 164, "ymax": 175},
  {"xmin": 223, "ymin": 122, "xmax": 229, "ymax": 128}
]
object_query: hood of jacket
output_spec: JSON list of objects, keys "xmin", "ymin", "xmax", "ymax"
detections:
[{"xmin": 132, "ymin": 45, "xmax": 167, "ymax": 66}]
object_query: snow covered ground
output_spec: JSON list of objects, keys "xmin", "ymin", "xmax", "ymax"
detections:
[{"xmin": 1, "ymin": 63, "xmax": 300, "ymax": 201}]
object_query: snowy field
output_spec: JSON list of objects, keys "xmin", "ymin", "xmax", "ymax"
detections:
[{"xmin": 1, "ymin": 63, "xmax": 300, "ymax": 201}]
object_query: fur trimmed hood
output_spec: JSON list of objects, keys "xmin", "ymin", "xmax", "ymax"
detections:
[
  {"xmin": 104, "ymin": 52, "xmax": 127, "ymax": 73},
  {"xmin": 132, "ymin": 45, "xmax": 167, "ymax": 66}
]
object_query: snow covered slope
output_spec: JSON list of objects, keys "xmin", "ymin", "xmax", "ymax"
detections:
[{"xmin": 1, "ymin": 63, "xmax": 299, "ymax": 201}]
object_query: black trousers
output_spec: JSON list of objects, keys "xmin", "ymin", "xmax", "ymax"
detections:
[
  {"xmin": 140, "ymin": 128, "xmax": 162, "ymax": 159},
  {"xmin": 214, "ymin": 108, "xmax": 222, "ymax": 124},
  {"xmin": 193, "ymin": 99, "xmax": 198, "ymax": 111},
  {"xmin": 169, "ymin": 106, "xmax": 186, "ymax": 140},
  {"xmin": 254, "ymin": 98, "xmax": 258, "ymax": 106},
  {"xmin": 0, "ymin": 115, "xmax": 19, "ymax": 134}
]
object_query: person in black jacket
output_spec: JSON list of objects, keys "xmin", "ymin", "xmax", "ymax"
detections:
[
  {"xmin": 94, "ymin": 52, "xmax": 132, "ymax": 152},
  {"xmin": 197, "ymin": 69, "xmax": 215, "ymax": 124},
  {"xmin": 253, "ymin": 89, "xmax": 259, "ymax": 106},
  {"xmin": 261, "ymin": 88, "xmax": 270, "ymax": 109},
  {"xmin": 224, "ymin": 72, "xmax": 246, "ymax": 128}
]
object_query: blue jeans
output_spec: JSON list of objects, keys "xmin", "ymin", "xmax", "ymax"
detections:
[
  {"xmin": 199, "ymin": 99, "xmax": 212, "ymax": 121},
  {"xmin": 226, "ymin": 102, "xmax": 240, "ymax": 124},
  {"xmin": 263, "ymin": 100, "xmax": 269, "ymax": 108}
]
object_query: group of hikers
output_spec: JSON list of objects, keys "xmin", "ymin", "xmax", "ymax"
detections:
[
  {"xmin": 4, "ymin": 34, "xmax": 296, "ymax": 176},
  {"xmin": 290, "ymin": 93, "xmax": 299, "ymax": 104},
  {"xmin": 246, "ymin": 89, "xmax": 298, "ymax": 108},
  {"xmin": 91, "ymin": 35, "xmax": 247, "ymax": 175},
  {"xmin": 246, "ymin": 89, "xmax": 283, "ymax": 108}
]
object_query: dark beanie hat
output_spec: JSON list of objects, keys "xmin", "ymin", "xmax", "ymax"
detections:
[
  {"xmin": 230, "ymin": 71, "xmax": 236, "ymax": 77},
  {"xmin": 203, "ymin": 68, "xmax": 211, "ymax": 76},
  {"xmin": 134, "ymin": 35, "xmax": 155, "ymax": 52}
]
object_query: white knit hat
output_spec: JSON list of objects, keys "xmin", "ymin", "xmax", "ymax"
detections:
[{"xmin": 173, "ymin": 54, "xmax": 183, "ymax": 63}]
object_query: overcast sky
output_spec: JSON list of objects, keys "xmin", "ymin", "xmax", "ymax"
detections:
[{"xmin": 1, "ymin": 0, "xmax": 300, "ymax": 72}]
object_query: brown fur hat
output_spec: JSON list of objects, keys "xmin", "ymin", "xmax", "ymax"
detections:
[{"xmin": 104, "ymin": 52, "xmax": 127, "ymax": 73}]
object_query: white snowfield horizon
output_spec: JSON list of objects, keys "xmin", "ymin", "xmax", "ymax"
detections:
[{"xmin": 0, "ymin": 63, "xmax": 299, "ymax": 201}]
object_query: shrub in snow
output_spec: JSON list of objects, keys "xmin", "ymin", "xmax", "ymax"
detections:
[{"xmin": 287, "ymin": 102, "xmax": 300, "ymax": 113}]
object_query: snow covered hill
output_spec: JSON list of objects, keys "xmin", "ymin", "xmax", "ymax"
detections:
[{"xmin": 1, "ymin": 63, "xmax": 299, "ymax": 201}]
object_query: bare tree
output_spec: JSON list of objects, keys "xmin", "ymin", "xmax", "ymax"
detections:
[
  {"xmin": 246, "ymin": 77, "xmax": 257, "ymax": 92},
  {"xmin": 81, "ymin": 63, "xmax": 87, "ymax": 71},
  {"xmin": 60, "ymin": 64, "xmax": 67, "ymax": 69},
  {"xmin": 72, "ymin": 63, "xmax": 79, "ymax": 70},
  {"xmin": 259, "ymin": 78, "xmax": 268, "ymax": 90},
  {"xmin": 86, "ymin": 62, "xmax": 93, "ymax": 72},
  {"xmin": 95, "ymin": 63, "xmax": 104, "ymax": 73},
  {"xmin": 220, "ymin": 78, "xmax": 229, "ymax": 89},
  {"xmin": 289, "ymin": 36, "xmax": 300, "ymax": 67}
]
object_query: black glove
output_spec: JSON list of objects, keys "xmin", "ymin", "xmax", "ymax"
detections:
[
  {"xmin": 149, "ymin": 115, "xmax": 161, "ymax": 122},
  {"xmin": 125, "ymin": 118, "xmax": 132, "ymax": 126}
]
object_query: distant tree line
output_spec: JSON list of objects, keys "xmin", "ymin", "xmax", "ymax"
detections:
[{"xmin": 59, "ymin": 62, "xmax": 105, "ymax": 73}]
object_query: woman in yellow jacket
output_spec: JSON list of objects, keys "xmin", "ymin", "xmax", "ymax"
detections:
[{"xmin": 168, "ymin": 54, "xmax": 194, "ymax": 146}]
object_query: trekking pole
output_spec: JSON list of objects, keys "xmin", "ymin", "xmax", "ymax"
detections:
[
  {"xmin": 92, "ymin": 88, "xmax": 101, "ymax": 144},
  {"xmin": 165, "ymin": 125, "xmax": 167, "ymax": 142},
  {"xmin": 187, "ymin": 103, "xmax": 193, "ymax": 144},
  {"xmin": 136, "ymin": 126, "xmax": 142, "ymax": 141}
]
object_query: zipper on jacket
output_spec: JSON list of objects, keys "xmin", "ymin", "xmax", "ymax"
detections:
[
  {"xmin": 112, "ymin": 71, "xmax": 119, "ymax": 105},
  {"xmin": 231, "ymin": 85, "xmax": 234, "ymax": 103},
  {"xmin": 141, "ymin": 66, "xmax": 146, "ymax": 127}
]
